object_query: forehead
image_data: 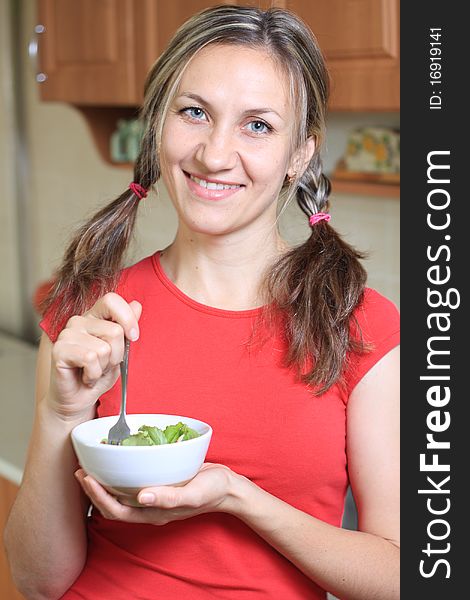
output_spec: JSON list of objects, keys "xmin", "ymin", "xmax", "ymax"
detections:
[{"xmin": 177, "ymin": 44, "xmax": 292, "ymax": 116}]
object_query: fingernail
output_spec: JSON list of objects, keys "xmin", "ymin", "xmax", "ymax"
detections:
[
  {"xmin": 138, "ymin": 493, "xmax": 155, "ymax": 505},
  {"xmin": 129, "ymin": 328, "xmax": 139, "ymax": 341}
]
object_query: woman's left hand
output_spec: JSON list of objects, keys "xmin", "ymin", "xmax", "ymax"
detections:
[{"xmin": 75, "ymin": 463, "xmax": 239, "ymax": 525}]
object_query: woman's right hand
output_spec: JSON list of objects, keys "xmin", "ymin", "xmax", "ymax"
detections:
[{"xmin": 46, "ymin": 293, "xmax": 142, "ymax": 421}]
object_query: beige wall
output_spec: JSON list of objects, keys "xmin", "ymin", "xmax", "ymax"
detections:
[{"xmin": 0, "ymin": 1, "xmax": 399, "ymax": 340}]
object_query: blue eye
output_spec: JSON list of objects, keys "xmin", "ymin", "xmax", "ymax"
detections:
[
  {"xmin": 181, "ymin": 106, "xmax": 206, "ymax": 120},
  {"xmin": 247, "ymin": 120, "xmax": 273, "ymax": 135}
]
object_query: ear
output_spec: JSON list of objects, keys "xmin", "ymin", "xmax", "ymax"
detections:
[{"xmin": 286, "ymin": 137, "xmax": 316, "ymax": 179}]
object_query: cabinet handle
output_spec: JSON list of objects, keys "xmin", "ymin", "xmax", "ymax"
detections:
[{"xmin": 29, "ymin": 24, "xmax": 47, "ymax": 83}]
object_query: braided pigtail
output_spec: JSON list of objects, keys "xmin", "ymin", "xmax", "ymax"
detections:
[
  {"xmin": 266, "ymin": 154, "xmax": 368, "ymax": 394},
  {"xmin": 296, "ymin": 154, "xmax": 331, "ymax": 219},
  {"xmin": 41, "ymin": 123, "xmax": 159, "ymax": 333}
]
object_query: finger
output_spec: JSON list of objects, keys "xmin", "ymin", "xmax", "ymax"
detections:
[
  {"xmin": 80, "ymin": 475, "xmax": 132, "ymax": 520},
  {"xmin": 81, "ymin": 476, "xmax": 164, "ymax": 524},
  {"xmin": 129, "ymin": 300, "xmax": 143, "ymax": 322},
  {"xmin": 62, "ymin": 317, "xmax": 125, "ymax": 367},
  {"xmin": 53, "ymin": 339, "xmax": 110, "ymax": 386},
  {"xmin": 57, "ymin": 329, "xmax": 117, "ymax": 374},
  {"xmin": 137, "ymin": 485, "xmax": 196, "ymax": 509},
  {"xmin": 74, "ymin": 468, "xmax": 87, "ymax": 482},
  {"xmin": 85, "ymin": 293, "xmax": 141, "ymax": 342}
]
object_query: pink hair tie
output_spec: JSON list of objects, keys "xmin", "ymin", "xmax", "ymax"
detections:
[
  {"xmin": 309, "ymin": 212, "xmax": 331, "ymax": 226},
  {"xmin": 129, "ymin": 182, "xmax": 148, "ymax": 200}
]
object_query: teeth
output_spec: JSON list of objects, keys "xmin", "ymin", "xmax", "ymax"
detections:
[{"xmin": 189, "ymin": 174, "xmax": 240, "ymax": 190}]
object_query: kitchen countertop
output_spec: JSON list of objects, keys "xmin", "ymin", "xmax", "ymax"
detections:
[{"xmin": 0, "ymin": 331, "xmax": 38, "ymax": 485}]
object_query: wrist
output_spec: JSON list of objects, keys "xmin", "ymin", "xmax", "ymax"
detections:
[
  {"xmin": 221, "ymin": 470, "xmax": 262, "ymax": 518},
  {"xmin": 39, "ymin": 396, "xmax": 94, "ymax": 429},
  {"xmin": 221, "ymin": 470, "xmax": 292, "ymax": 538}
]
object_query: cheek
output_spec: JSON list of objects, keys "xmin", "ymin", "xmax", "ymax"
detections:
[
  {"xmin": 246, "ymin": 150, "xmax": 289, "ymax": 188},
  {"xmin": 160, "ymin": 120, "xmax": 193, "ymax": 166}
]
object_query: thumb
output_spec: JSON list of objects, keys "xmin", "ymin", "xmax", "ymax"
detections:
[
  {"xmin": 129, "ymin": 300, "xmax": 143, "ymax": 322},
  {"xmin": 137, "ymin": 486, "xmax": 183, "ymax": 507}
]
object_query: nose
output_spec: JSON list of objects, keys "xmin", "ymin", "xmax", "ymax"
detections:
[{"xmin": 194, "ymin": 125, "xmax": 239, "ymax": 173}]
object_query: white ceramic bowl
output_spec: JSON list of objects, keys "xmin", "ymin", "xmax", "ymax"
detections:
[{"xmin": 71, "ymin": 414, "xmax": 212, "ymax": 498}]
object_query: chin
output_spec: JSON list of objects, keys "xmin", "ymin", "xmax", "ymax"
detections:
[{"xmin": 184, "ymin": 220, "xmax": 238, "ymax": 237}]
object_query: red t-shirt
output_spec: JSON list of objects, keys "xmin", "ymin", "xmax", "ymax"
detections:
[{"xmin": 40, "ymin": 252, "xmax": 400, "ymax": 599}]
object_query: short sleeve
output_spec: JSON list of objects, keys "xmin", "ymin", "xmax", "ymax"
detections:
[
  {"xmin": 343, "ymin": 288, "xmax": 400, "ymax": 398},
  {"xmin": 39, "ymin": 297, "xmax": 68, "ymax": 343},
  {"xmin": 39, "ymin": 261, "xmax": 140, "ymax": 343}
]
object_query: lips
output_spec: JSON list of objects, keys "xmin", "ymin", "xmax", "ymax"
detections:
[
  {"xmin": 183, "ymin": 171, "xmax": 244, "ymax": 201},
  {"xmin": 190, "ymin": 174, "xmax": 241, "ymax": 190}
]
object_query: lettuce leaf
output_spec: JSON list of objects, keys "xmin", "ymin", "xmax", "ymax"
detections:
[
  {"xmin": 138, "ymin": 425, "xmax": 167, "ymax": 445},
  {"xmin": 163, "ymin": 422, "xmax": 200, "ymax": 443},
  {"xmin": 112, "ymin": 422, "xmax": 201, "ymax": 445},
  {"xmin": 121, "ymin": 431, "xmax": 154, "ymax": 446}
]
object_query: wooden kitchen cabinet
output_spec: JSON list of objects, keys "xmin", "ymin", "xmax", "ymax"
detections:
[
  {"xmin": 36, "ymin": 0, "xmax": 195, "ymax": 105},
  {"xmin": 37, "ymin": 0, "xmax": 141, "ymax": 105},
  {"xmin": 37, "ymin": 0, "xmax": 282, "ymax": 106},
  {"xmin": 287, "ymin": 0, "xmax": 400, "ymax": 111},
  {"xmin": 35, "ymin": 0, "xmax": 399, "ymax": 171},
  {"xmin": 36, "ymin": 0, "xmax": 283, "ymax": 162},
  {"xmin": 37, "ymin": 0, "xmax": 398, "ymax": 110},
  {"xmin": 0, "ymin": 477, "xmax": 24, "ymax": 599}
]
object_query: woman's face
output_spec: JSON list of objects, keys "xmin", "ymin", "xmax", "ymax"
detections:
[{"xmin": 160, "ymin": 44, "xmax": 299, "ymax": 238}]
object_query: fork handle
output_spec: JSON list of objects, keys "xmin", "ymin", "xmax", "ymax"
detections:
[{"xmin": 120, "ymin": 339, "xmax": 130, "ymax": 416}]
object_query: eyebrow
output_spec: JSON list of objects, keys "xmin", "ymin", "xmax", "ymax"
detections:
[{"xmin": 176, "ymin": 92, "xmax": 284, "ymax": 121}]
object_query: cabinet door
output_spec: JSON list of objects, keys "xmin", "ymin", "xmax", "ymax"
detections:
[
  {"xmin": 135, "ymin": 0, "xmax": 286, "ymax": 94},
  {"xmin": 37, "ymin": 0, "xmax": 139, "ymax": 105},
  {"xmin": 134, "ymin": 0, "xmax": 215, "ymax": 97},
  {"xmin": 287, "ymin": 0, "xmax": 399, "ymax": 110}
]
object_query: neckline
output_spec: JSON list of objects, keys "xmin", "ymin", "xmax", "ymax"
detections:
[{"xmin": 152, "ymin": 251, "xmax": 265, "ymax": 318}]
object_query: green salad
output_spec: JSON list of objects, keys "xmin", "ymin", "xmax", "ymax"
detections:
[{"xmin": 102, "ymin": 422, "xmax": 201, "ymax": 446}]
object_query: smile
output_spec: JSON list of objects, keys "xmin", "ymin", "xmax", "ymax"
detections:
[
  {"xmin": 183, "ymin": 171, "xmax": 244, "ymax": 201},
  {"xmin": 188, "ymin": 173, "xmax": 242, "ymax": 190}
]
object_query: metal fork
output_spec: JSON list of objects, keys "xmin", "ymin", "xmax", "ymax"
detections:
[{"xmin": 107, "ymin": 338, "xmax": 131, "ymax": 445}]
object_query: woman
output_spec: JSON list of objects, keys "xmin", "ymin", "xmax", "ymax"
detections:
[{"xmin": 5, "ymin": 5, "xmax": 399, "ymax": 599}]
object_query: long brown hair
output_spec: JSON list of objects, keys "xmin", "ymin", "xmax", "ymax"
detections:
[{"xmin": 42, "ymin": 4, "xmax": 367, "ymax": 393}]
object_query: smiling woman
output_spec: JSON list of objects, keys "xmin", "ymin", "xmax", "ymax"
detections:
[
  {"xmin": 159, "ymin": 44, "xmax": 296, "ymax": 237},
  {"xmin": 4, "ymin": 5, "xmax": 399, "ymax": 600}
]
